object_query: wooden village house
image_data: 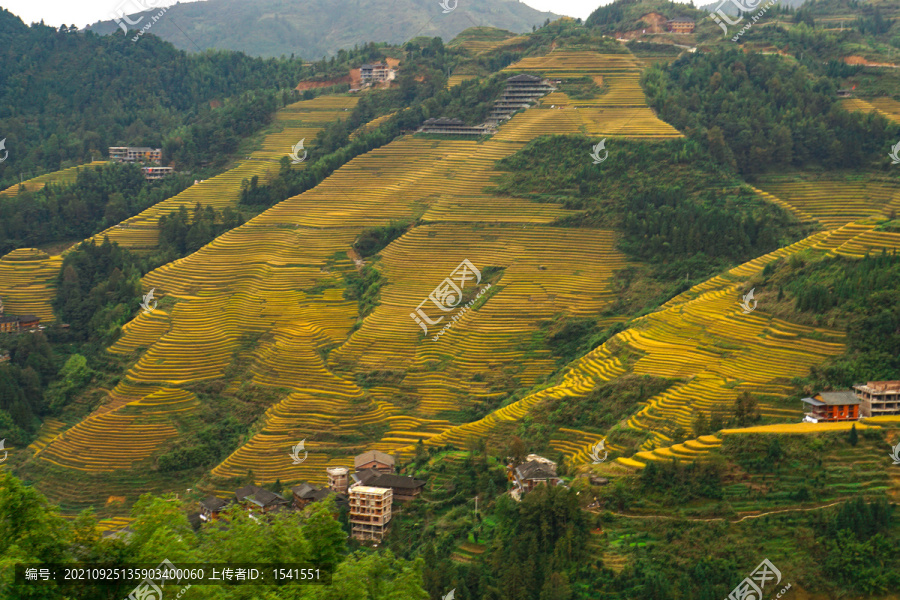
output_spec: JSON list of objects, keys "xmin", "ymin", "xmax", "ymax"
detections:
[
  {"xmin": 354, "ymin": 450, "xmax": 395, "ymax": 474},
  {"xmin": 802, "ymin": 391, "xmax": 860, "ymax": 422}
]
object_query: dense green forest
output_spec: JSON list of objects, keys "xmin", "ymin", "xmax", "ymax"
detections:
[
  {"xmin": 758, "ymin": 250, "xmax": 900, "ymax": 386},
  {"xmin": 643, "ymin": 49, "xmax": 898, "ymax": 175},
  {"xmin": 0, "ymin": 471, "xmax": 428, "ymax": 600},
  {"xmin": 0, "ymin": 8, "xmax": 305, "ymax": 187},
  {"xmin": 493, "ymin": 136, "xmax": 808, "ymax": 264},
  {"xmin": 0, "ymin": 163, "xmax": 193, "ymax": 255}
]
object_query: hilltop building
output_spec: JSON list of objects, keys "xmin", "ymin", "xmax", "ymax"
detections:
[
  {"xmin": 667, "ymin": 17, "xmax": 695, "ymax": 33},
  {"xmin": 487, "ymin": 74, "xmax": 555, "ymax": 126},
  {"xmin": 416, "ymin": 73, "xmax": 554, "ymax": 136},
  {"xmin": 355, "ymin": 450, "xmax": 395, "ymax": 474},
  {"xmin": 853, "ymin": 381, "xmax": 900, "ymax": 417},
  {"xmin": 141, "ymin": 166, "xmax": 174, "ymax": 181},
  {"xmin": 801, "ymin": 391, "xmax": 860, "ymax": 423},
  {"xmin": 360, "ymin": 63, "xmax": 396, "ymax": 84},
  {"xmin": 349, "ymin": 486, "xmax": 392, "ymax": 541},
  {"xmin": 512, "ymin": 454, "xmax": 561, "ymax": 494},
  {"xmin": 418, "ymin": 118, "xmax": 495, "ymax": 136},
  {"xmin": 109, "ymin": 146, "xmax": 162, "ymax": 164}
]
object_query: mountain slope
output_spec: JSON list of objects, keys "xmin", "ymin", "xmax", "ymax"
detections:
[{"xmin": 86, "ymin": 0, "xmax": 560, "ymax": 58}]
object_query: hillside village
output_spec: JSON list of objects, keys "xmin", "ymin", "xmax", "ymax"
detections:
[{"xmin": 2, "ymin": 0, "xmax": 900, "ymax": 597}]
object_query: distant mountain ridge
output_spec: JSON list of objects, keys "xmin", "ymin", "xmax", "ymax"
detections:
[{"xmin": 87, "ymin": 0, "xmax": 561, "ymax": 58}]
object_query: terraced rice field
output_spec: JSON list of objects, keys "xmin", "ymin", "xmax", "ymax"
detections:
[
  {"xmin": 409, "ymin": 219, "xmax": 900, "ymax": 466},
  {"xmin": 497, "ymin": 50, "xmax": 681, "ymax": 138},
  {"xmin": 85, "ymin": 95, "xmax": 358, "ymax": 251},
  {"xmin": 866, "ymin": 97, "xmax": 900, "ymax": 123},
  {"xmin": 37, "ymin": 52, "xmax": 900, "ymax": 509},
  {"xmin": 447, "ymin": 75, "xmax": 477, "ymax": 89},
  {"xmin": 0, "ymin": 161, "xmax": 108, "ymax": 198},
  {"xmin": 34, "ymin": 57, "xmax": 650, "ymax": 503},
  {"xmin": 349, "ymin": 111, "xmax": 398, "ymax": 139},
  {"xmin": 840, "ymin": 96, "xmax": 900, "ymax": 123},
  {"xmin": 449, "ymin": 28, "xmax": 527, "ymax": 55},
  {"xmin": 756, "ymin": 175, "xmax": 900, "ymax": 230},
  {"xmin": 0, "ymin": 248, "xmax": 62, "ymax": 321}
]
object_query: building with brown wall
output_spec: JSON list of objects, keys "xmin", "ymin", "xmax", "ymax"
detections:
[
  {"xmin": 327, "ymin": 466, "xmax": 350, "ymax": 494},
  {"xmin": 668, "ymin": 17, "xmax": 695, "ymax": 33},
  {"xmin": 354, "ymin": 450, "xmax": 395, "ymax": 474},
  {"xmin": 853, "ymin": 381, "xmax": 900, "ymax": 417},
  {"xmin": 0, "ymin": 315, "xmax": 40, "ymax": 333},
  {"xmin": 802, "ymin": 391, "xmax": 860, "ymax": 422}
]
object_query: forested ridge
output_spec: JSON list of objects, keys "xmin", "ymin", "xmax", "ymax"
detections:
[
  {"xmin": 0, "ymin": 8, "xmax": 304, "ymax": 187},
  {"xmin": 643, "ymin": 49, "xmax": 899, "ymax": 175}
]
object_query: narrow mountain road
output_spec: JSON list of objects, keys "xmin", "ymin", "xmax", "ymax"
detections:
[{"xmin": 591, "ymin": 498, "xmax": 854, "ymax": 523}]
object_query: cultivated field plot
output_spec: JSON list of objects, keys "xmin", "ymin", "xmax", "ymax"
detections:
[
  {"xmin": 448, "ymin": 27, "xmax": 527, "ymax": 55},
  {"xmin": 495, "ymin": 50, "xmax": 681, "ymax": 138},
  {"xmin": 0, "ymin": 247, "xmax": 62, "ymax": 321},
  {"xmin": 756, "ymin": 174, "xmax": 900, "ymax": 230},
  {"xmin": 867, "ymin": 97, "xmax": 900, "ymax": 123},
  {"xmin": 0, "ymin": 160, "xmax": 108, "ymax": 198},
  {"xmin": 350, "ymin": 111, "xmax": 398, "ymax": 139},
  {"xmin": 840, "ymin": 96, "xmax": 900, "ymax": 123},
  {"xmin": 493, "ymin": 106, "xmax": 682, "ymax": 141},
  {"xmin": 85, "ymin": 96, "xmax": 359, "ymax": 250},
  {"xmin": 402, "ymin": 227, "xmax": 878, "ymax": 465},
  {"xmin": 34, "ymin": 95, "xmax": 642, "ymax": 500}
]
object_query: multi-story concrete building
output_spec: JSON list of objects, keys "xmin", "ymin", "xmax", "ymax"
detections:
[
  {"xmin": 141, "ymin": 166, "xmax": 174, "ymax": 181},
  {"xmin": 853, "ymin": 381, "xmax": 900, "ymax": 417},
  {"xmin": 109, "ymin": 147, "xmax": 162, "ymax": 163},
  {"xmin": 349, "ymin": 485, "xmax": 392, "ymax": 541},
  {"xmin": 667, "ymin": 17, "xmax": 695, "ymax": 33},
  {"xmin": 327, "ymin": 466, "xmax": 350, "ymax": 494},
  {"xmin": 360, "ymin": 63, "xmax": 396, "ymax": 84}
]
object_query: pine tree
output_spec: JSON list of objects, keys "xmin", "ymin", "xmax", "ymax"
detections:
[{"xmin": 848, "ymin": 423, "xmax": 858, "ymax": 447}]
